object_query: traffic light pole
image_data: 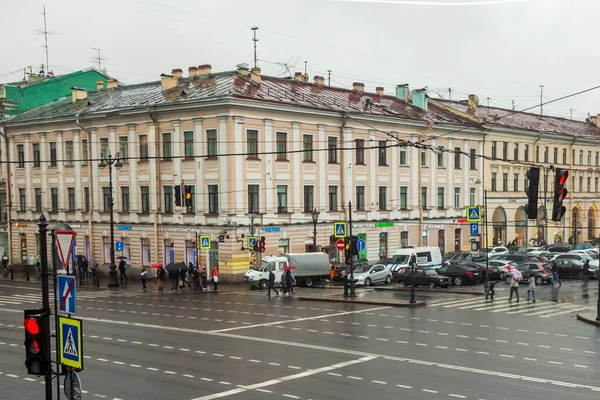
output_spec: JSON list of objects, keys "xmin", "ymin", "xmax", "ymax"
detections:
[
  {"xmin": 37, "ymin": 215, "xmax": 53, "ymax": 400},
  {"xmin": 348, "ymin": 201, "xmax": 356, "ymax": 297}
]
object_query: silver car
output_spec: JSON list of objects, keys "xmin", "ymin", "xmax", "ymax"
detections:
[{"xmin": 353, "ymin": 264, "xmax": 393, "ymax": 286}]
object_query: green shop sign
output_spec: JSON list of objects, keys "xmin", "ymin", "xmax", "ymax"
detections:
[{"xmin": 375, "ymin": 222, "xmax": 395, "ymax": 228}]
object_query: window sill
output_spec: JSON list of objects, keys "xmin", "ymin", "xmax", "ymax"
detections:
[
  {"xmin": 355, "ymin": 163, "xmax": 366, "ymax": 166},
  {"xmin": 65, "ymin": 164, "xmax": 75, "ymax": 168},
  {"xmin": 206, "ymin": 156, "xmax": 218, "ymax": 160},
  {"xmin": 328, "ymin": 161, "xmax": 339, "ymax": 165},
  {"xmin": 139, "ymin": 212, "xmax": 151, "ymax": 216},
  {"xmin": 183, "ymin": 157, "xmax": 195, "ymax": 161},
  {"xmin": 161, "ymin": 212, "xmax": 174, "ymax": 216},
  {"xmin": 302, "ymin": 160, "xmax": 315, "ymax": 164},
  {"xmin": 276, "ymin": 211, "xmax": 291, "ymax": 215},
  {"xmin": 204, "ymin": 212, "xmax": 219, "ymax": 217},
  {"xmin": 33, "ymin": 165, "xmax": 41, "ymax": 168},
  {"xmin": 276, "ymin": 158, "xmax": 289, "ymax": 162},
  {"xmin": 118, "ymin": 211, "xmax": 131, "ymax": 215},
  {"xmin": 48, "ymin": 165, "xmax": 57, "ymax": 169},
  {"xmin": 246, "ymin": 157, "xmax": 261, "ymax": 161},
  {"xmin": 160, "ymin": 159, "xmax": 173, "ymax": 162},
  {"xmin": 378, "ymin": 164, "xmax": 388, "ymax": 167},
  {"xmin": 137, "ymin": 160, "xmax": 149, "ymax": 164}
]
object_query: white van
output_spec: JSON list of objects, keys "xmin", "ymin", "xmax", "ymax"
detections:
[{"xmin": 386, "ymin": 247, "xmax": 443, "ymax": 273}]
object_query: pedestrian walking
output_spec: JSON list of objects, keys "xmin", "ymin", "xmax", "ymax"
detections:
[
  {"xmin": 489, "ymin": 280, "xmax": 496, "ymax": 300},
  {"xmin": 200, "ymin": 265, "xmax": 208, "ymax": 290},
  {"xmin": 583, "ymin": 259, "xmax": 590, "ymax": 299},
  {"xmin": 285, "ymin": 270, "xmax": 295, "ymax": 295},
  {"xmin": 119, "ymin": 259, "xmax": 128, "ymax": 286},
  {"xmin": 483, "ymin": 269, "xmax": 490, "ymax": 300},
  {"xmin": 551, "ymin": 261, "xmax": 561, "ymax": 287},
  {"xmin": 268, "ymin": 268, "xmax": 279, "ymax": 297},
  {"xmin": 508, "ymin": 275, "xmax": 520, "ymax": 303},
  {"xmin": 193, "ymin": 266, "xmax": 200, "ymax": 291},
  {"xmin": 156, "ymin": 265, "xmax": 165, "ymax": 292},
  {"xmin": 89, "ymin": 259, "xmax": 98, "ymax": 287},
  {"xmin": 77, "ymin": 256, "xmax": 85, "ymax": 286},
  {"xmin": 179, "ymin": 267, "xmax": 187, "ymax": 290},
  {"xmin": 330, "ymin": 263, "xmax": 336, "ymax": 281},
  {"xmin": 140, "ymin": 266, "xmax": 148, "ymax": 290},
  {"xmin": 188, "ymin": 262, "xmax": 194, "ymax": 289},
  {"xmin": 280, "ymin": 271, "xmax": 287, "ymax": 295},
  {"xmin": 527, "ymin": 272, "xmax": 536, "ymax": 302},
  {"xmin": 211, "ymin": 267, "xmax": 219, "ymax": 291},
  {"xmin": 2, "ymin": 252, "xmax": 8, "ymax": 270}
]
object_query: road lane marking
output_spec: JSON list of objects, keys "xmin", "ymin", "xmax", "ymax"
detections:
[
  {"xmin": 396, "ymin": 384, "xmax": 412, "ymax": 389},
  {"xmin": 422, "ymin": 389, "xmax": 438, "ymax": 393},
  {"xmin": 347, "ymin": 376, "xmax": 363, "ymax": 380},
  {"xmin": 449, "ymin": 395, "xmax": 466, "ymax": 399},
  {"xmin": 372, "ymin": 380, "xmax": 387, "ymax": 384},
  {"xmin": 523, "ymin": 358, "xmax": 537, "ymax": 361},
  {"xmin": 575, "ymin": 365, "xmax": 588, "ymax": 368}
]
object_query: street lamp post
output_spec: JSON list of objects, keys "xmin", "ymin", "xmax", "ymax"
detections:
[
  {"xmin": 98, "ymin": 152, "xmax": 123, "ymax": 288},
  {"xmin": 311, "ymin": 209, "xmax": 320, "ymax": 252}
]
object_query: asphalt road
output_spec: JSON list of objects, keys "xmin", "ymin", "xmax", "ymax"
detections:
[{"xmin": 0, "ymin": 281, "xmax": 598, "ymax": 400}]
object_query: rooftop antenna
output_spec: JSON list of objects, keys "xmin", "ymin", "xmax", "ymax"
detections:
[
  {"xmin": 487, "ymin": 97, "xmax": 490, "ymax": 107},
  {"xmin": 512, "ymin": 100, "xmax": 515, "ymax": 112},
  {"xmin": 327, "ymin": 70, "xmax": 332, "ymax": 86},
  {"xmin": 448, "ymin": 87, "xmax": 452, "ymax": 100},
  {"xmin": 570, "ymin": 108, "xmax": 573, "ymax": 120},
  {"xmin": 304, "ymin": 61, "xmax": 307, "ymax": 75},
  {"xmin": 35, "ymin": 6, "xmax": 54, "ymax": 74},
  {"xmin": 90, "ymin": 48, "xmax": 105, "ymax": 70},
  {"xmin": 539, "ymin": 85, "xmax": 544, "ymax": 116},
  {"xmin": 251, "ymin": 27, "xmax": 259, "ymax": 69}
]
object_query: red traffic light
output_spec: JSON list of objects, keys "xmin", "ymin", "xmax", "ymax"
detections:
[
  {"xmin": 557, "ymin": 188, "xmax": 568, "ymax": 202},
  {"xmin": 24, "ymin": 318, "xmax": 40, "ymax": 335},
  {"xmin": 27, "ymin": 340, "xmax": 40, "ymax": 354},
  {"xmin": 557, "ymin": 170, "xmax": 568, "ymax": 186}
]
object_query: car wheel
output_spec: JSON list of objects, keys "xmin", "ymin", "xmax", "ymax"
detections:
[
  {"xmin": 535, "ymin": 276, "xmax": 544, "ymax": 285},
  {"xmin": 305, "ymin": 277, "xmax": 314, "ymax": 287},
  {"xmin": 454, "ymin": 277, "xmax": 463, "ymax": 286},
  {"xmin": 577, "ymin": 271, "xmax": 584, "ymax": 280},
  {"xmin": 385, "ymin": 275, "xmax": 392, "ymax": 284},
  {"xmin": 428, "ymin": 281, "xmax": 436, "ymax": 289},
  {"xmin": 259, "ymin": 280, "xmax": 268, "ymax": 290},
  {"xmin": 398, "ymin": 280, "xmax": 406, "ymax": 288},
  {"xmin": 505, "ymin": 275, "xmax": 511, "ymax": 284},
  {"xmin": 365, "ymin": 278, "xmax": 371, "ymax": 286}
]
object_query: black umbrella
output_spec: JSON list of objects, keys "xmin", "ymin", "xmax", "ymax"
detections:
[
  {"xmin": 117, "ymin": 256, "xmax": 128, "ymax": 260},
  {"xmin": 165, "ymin": 263, "xmax": 179, "ymax": 273}
]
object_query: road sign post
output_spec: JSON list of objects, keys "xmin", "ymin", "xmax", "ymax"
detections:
[
  {"xmin": 59, "ymin": 316, "xmax": 83, "ymax": 371},
  {"xmin": 58, "ymin": 275, "xmax": 77, "ymax": 314}
]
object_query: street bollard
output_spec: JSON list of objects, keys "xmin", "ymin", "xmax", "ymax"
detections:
[
  {"xmin": 26, "ymin": 268, "xmax": 30, "ymax": 281},
  {"xmin": 343, "ymin": 277, "xmax": 349, "ymax": 297},
  {"xmin": 10, "ymin": 268, "xmax": 13, "ymax": 280}
]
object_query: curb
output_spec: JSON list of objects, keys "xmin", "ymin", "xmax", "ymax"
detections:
[
  {"xmin": 297, "ymin": 296, "xmax": 426, "ymax": 308},
  {"xmin": 576, "ymin": 312, "xmax": 600, "ymax": 327},
  {"xmin": 374, "ymin": 287, "xmax": 484, "ymax": 296}
]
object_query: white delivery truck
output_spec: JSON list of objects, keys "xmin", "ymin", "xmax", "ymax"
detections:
[
  {"xmin": 386, "ymin": 247, "xmax": 443, "ymax": 273},
  {"xmin": 244, "ymin": 253, "xmax": 330, "ymax": 289}
]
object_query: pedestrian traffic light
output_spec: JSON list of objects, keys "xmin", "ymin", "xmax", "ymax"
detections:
[
  {"xmin": 552, "ymin": 168, "xmax": 569, "ymax": 222},
  {"xmin": 184, "ymin": 185, "xmax": 193, "ymax": 208},
  {"xmin": 525, "ymin": 167, "xmax": 540, "ymax": 219},
  {"xmin": 24, "ymin": 309, "xmax": 49, "ymax": 376},
  {"xmin": 174, "ymin": 185, "xmax": 182, "ymax": 207},
  {"xmin": 259, "ymin": 237, "xmax": 266, "ymax": 253}
]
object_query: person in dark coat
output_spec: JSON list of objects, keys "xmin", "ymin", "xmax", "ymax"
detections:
[
  {"xmin": 118, "ymin": 259, "xmax": 128, "ymax": 286},
  {"xmin": 280, "ymin": 271, "xmax": 287, "ymax": 295},
  {"xmin": 168, "ymin": 266, "xmax": 179, "ymax": 291},
  {"xmin": 193, "ymin": 265, "xmax": 200, "ymax": 291},
  {"xmin": 268, "ymin": 269, "xmax": 279, "ymax": 297},
  {"xmin": 551, "ymin": 261, "xmax": 562, "ymax": 287},
  {"xmin": 179, "ymin": 267, "xmax": 187, "ymax": 290},
  {"xmin": 285, "ymin": 270, "xmax": 295, "ymax": 295}
]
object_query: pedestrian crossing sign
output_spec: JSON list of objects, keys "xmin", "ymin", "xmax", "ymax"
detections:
[
  {"xmin": 466, "ymin": 206, "xmax": 482, "ymax": 222},
  {"xmin": 200, "ymin": 235, "xmax": 211, "ymax": 250},
  {"xmin": 333, "ymin": 222, "xmax": 347, "ymax": 238},
  {"xmin": 59, "ymin": 316, "xmax": 83, "ymax": 370}
]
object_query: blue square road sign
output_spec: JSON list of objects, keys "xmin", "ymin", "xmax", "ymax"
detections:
[
  {"xmin": 470, "ymin": 223, "xmax": 480, "ymax": 235},
  {"xmin": 58, "ymin": 275, "xmax": 76, "ymax": 314}
]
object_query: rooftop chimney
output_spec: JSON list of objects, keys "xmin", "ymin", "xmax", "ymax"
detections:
[
  {"xmin": 188, "ymin": 66, "xmax": 198, "ymax": 77},
  {"xmin": 294, "ymin": 72, "xmax": 303, "ymax": 82},
  {"xmin": 594, "ymin": 113, "xmax": 600, "ymax": 128},
  {"xmin": 96, "ymin": 80, "xmax": 105, "ymax": 90},
  {"xmin": 467, "ymin": 94, "xmax": 478, "ymax": 115},
  {"xmin": 250, "ymin": 67, "xmax": 262, "ymax": 84},
  {"xmin": 412, "ymin": 89, "xmax": 428, "ymax": 112},
  {"xmin": 197, "ymin": 64, "xmax": 212, "ymax": 76},
  {"xmin": 107, "ymin": 78, "xmax": 118, "ymax": 89},
  {"xmin": 236, "ymin": 63, "xmax": 249, "ymax": 76},
  {"xmin": 71, "ymin": 87, "xmax": 88, "ymax": 103},
  {"xmin": 160, "ymin": 73, "xmax": 178, "ymax": 91},
  {"xmin": 353, "ymin": 82, "xmax": 365, "ymax": 93},
  {"xmin": 395, "ymin": 84, "xmax": 409, "ymax": 103},
  {"xmin": 171, "ymin": 69, "xmax": 183, "ymax": 78},
  {"xmin": 303, "ymin": 73, "xmax": 309, "ymax": 83},
  {"xmin": 314, "ymin": 76, "xmax": 325, "ymax": 86},
  {"xmin": 376, "ymin": 87, "xmax": 384, "ymax": 96}
]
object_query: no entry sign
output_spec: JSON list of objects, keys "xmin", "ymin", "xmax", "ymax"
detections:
[{"xmin": 335, "ymin": 239, "xmax": 345, "ymax": 251}]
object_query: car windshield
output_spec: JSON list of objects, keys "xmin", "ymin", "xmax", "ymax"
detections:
[
  {"xmin": 354, "ymin": 266, "xmax": 371, "ymax": 273},
  {"xmin": 393, "ymin": 255, "xmax": 410, "ymax": 264},
  {"xmin": 424, "ymin": 269, "xmax": 438, "ymax": 276},
  {"xmin": 580, "ymin": 254, "xmax": 594, "ymax": 261}
]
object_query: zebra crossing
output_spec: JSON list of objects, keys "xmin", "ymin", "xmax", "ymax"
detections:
[
  {"xmin": 426, "ymin": 296, "xmax": 592, "ymax": 318},
  {"xmin": 0, "ymin": 290, "xmax": 139, "ymax": 307}
]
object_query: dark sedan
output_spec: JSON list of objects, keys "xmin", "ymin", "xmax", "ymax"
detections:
[
  {"xmin": 392, "ymin": 267, "xmax": 451, "ymax": 288},
  {"xmin": 553, "ymin": 259, "xmax": 598, "ymax": 280},
  {"xmin": 436, "ymin": 264, "xmax": 483, "ymax": 286},
  {"xmin": 332, "ymin": 261, "xmax": 370, "ymax": 282}
]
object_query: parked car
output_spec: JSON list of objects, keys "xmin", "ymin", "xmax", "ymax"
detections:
[
  {"xmin": 436, "ymin": 264, "xmax": 483, "ymax": 286},
  {"xmin": 487, "ymin": 260, "xmax": 519, "ymax": 280},
  {"xmin": 393, "ymin": 267, "xmax": 451, "ymax": 288},
  {"xmin": 504, "ymin": 262, "xmax": 550, "ymax": 285},
  {"xmin": 353, "ymin": 264, "xmax": 393, "ymax": 286},
  {"xmin": 449, "ymin": 252, "xmax": 488, "ymax": 263},
  {"xmin": 332, "ymin": 260, "xmax": 370, "ymax": 282},
  {"xmin": 553, "ymin": 259, "xmax": 598, "ymax": 280},
  {"xmin": 482, "ymin": 246, "xmax": 509, "ymax": 256},
  {"xmin": 551, "ymin": 253, "xmax": 599, "ymax": 269},
  {"xmin": 442, "ymin": 252, "xmax": 466, "ymax": 265},
  {"xmin": 490, "ymin": 253, "xmax": 539, "ymax": 264},
  {"xmin": 471, "ymin": 263, "xmax": 502, "ymax": 281}
]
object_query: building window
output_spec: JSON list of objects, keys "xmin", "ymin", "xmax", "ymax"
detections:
[
  {"xmin": 514, "ymin": 173, "xmax": 519, "ymax": 192},
  {"xmin": 33, "ymin": 143, "xmax": 41, "ymax": 167},
  {"xmin": 421, "ymin": 187, "xmax": 428, "ymax": 209},
  {"xmin": 355, "ymin": 139, "xmax": 364, "ymax": 164},
  {"xmin": 563, "ymin": 148, "xmax": 568, "ymax": 164},
  {"xmin": 81, "ymin": 139, "xmax": 88, "ymax": 165},
  {"xmin": 491, "ymin": 141, "xmax": 497, "ymax": 159},
  {"xmin": 207, "ymin": 129, "xmax": 218, "ymax": 157},
  {"xmin": 502, "ymin": 142, "xmax": 508, "ymax": 160},
  {"xmin": 400, "ymin": 231, "xmax": 409, "ymax": 248},
  {"xmin": 163, "ymin": 186, "xmax": 173, "ymax": 213},
  {"xmin": 248, "ymin": 185, "xmax": 259, "ymax": 213},
  {"xmin": 588, "ymin": 177, "xmax": 591, "ymax": 192},
  {"xmin": 524, "ymin": 144, "xmax": 529, "ymax": 162},
  {"xmin": 572, "ymin": 149, "xmax": 576, "ymax": 165},
  {"xmin": 328, "ymin": 137, "xmax": 338, "ymax": 163},
  {"xmin": 491, "ymin": 173, "xmax": 497, "ymax": 191},
  {"xmin": 356, "ymin": 186, "xmax": 365, "ymax": 211},
  {"xmin": 437, "ymin": 187, "xmax": 445, "ymax": 209},
  {"xmin": 35, "ymin": 188, "xmax": 42, "ymax": 212},
  {"xmin": 83, "ymin": 187, "xmax": 89, "ymax": 212},
  {"xmin": 580, "ymin": 150, "xmax": 584, "ymax": 165},
  {"xmin": 208, "ymin": 185, "xmax": 219, "ymax": 214},
  {"xmin": 379, "ymin": 186, "xmax": 387, "ymax": 210},
  {"xmin": 49, "ymin": 142, "xmax": 57, "ymax": 166},
  {"xmin": 588, "ymin": 151, "xmax": 592, "ymax": 166},
  {"xmin": 543, "ymin": 146, "xmax": 548, "ymax": 163},
  {"xmin": 139, "ymin": 135, "xmax": 148, "ymax": 160},
  {"xmin": 277, "ymin": 185, "xmax": 288, "ymax": 213},
  {"xmin": 470, "ymin": 148, "xmax": 477, "ymax": 170},
  {"xmin": 535, "ymin": 145, "xmax": 539, "ymax": 162},
  {"xmin": 185, "ymin": 185, "xmax": 195, "ymax": 213},
  {"xmin": 102, "ymin": 187, "xmax": 111, "ymax": 212},
  {"xmin": 596, "ymin": 151, "xmax": 599, "ymax": 166},
  {"xmin": 276, "ymin": 132, "xmax": 287, "ymax": 161},
  {"xmin": 552, "ymin": 147, "xmax": 557, "ymax": 164},
  {"xmin": 303, "ymin": 185, "xmax": 314, "ymax": 212},
  {"xmin": 141, "ymin": 186, "xmax": 150, "ymax": 213},
  {"xmin": 596, "ymin": 177, "xmax": 599, "ymax": 193},
  {"xmin": 121, "ymin": 186, "xmax": 130, "ymax": 213},
  {"xmin": 17, "ymin": 145, "xmax": 24, "ymax": 168},
  {"xmin": 454, "ymin": 147, "xmax": 461, "ymax": 169},
  {"xmin": 399, "ymin": 146, "xmax": 407, "ymax": 165},
  {"xmin": 183, "ymin": 131, "xmax": 194, "ymax": 158},
  {"xmin": 51, "ymin": 188, "xmax": 58, "ymax": 212},
  {"xmin": 579, "ymin": 177, "xmax": 583, "ymax": 192},
  {"xmin": 437, "ymin": 146, "xmax": 445, "ymax": 168},
  {"xmin": 513, "ymin": 143, "xmax": 519, "ymax": 161},
  {"xmin": 100, "ymin": 138, "xmax": 109, "ymax": 157},
  {"xmin": 470, "ymin": 187, "xmax": 476, "ymax": 206},
  {"xmin": 67, "ymin": 188, "xmax": 75, "ymax": 211},
  {"xmin": 328, "ymin": 186, "xmax": 338, "ymax": 212},
  {"xmin": 119, "ymin": 136, "xmax": 129, "ymax": 163},
  {"xmin": 421, "ymin": 148, "xmax": 427, "ymax": 167},
  {"xmin": 19, "ymin": 189, "xmax": 26, "ymax": 211},
  {"xmin": 400, "ymin": 186, "xmax": 408, "ymax": 209},
  {"xmin": 454, "ymin": 187, "xmax": 461, "ymax": 208},
  {"xmin": 247, "ymin": 129, "xmax": 258, "ymax": 159},
  {"xmin": 378, "ymin": 141, "xmax": 387, "ymax": 166},
  {"xmin": 162, "ymin": 132, "xmax": 172, "ymax": 159},
  {"xmin": 503, "ymin": 173, "xmax": 508, "ymax": 191},
  {"xmin": 303, "ymin": 134, "xmax": 314, "ymax": 162}
]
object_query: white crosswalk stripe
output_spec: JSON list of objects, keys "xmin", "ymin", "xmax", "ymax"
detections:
[
  {"xmin": 0, "ymin": 290, "xmax": 140, "ymax": 306},
  {"xmin": 427, "ymin": 296, "xmax": 593, "ymax": 318}
]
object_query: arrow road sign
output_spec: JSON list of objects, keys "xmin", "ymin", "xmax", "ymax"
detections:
[
  {"xmin": 55, "ymin": 231, "xmax": 75, "ymax": 270},
  {"xmin": 356, "ymin": 239, "xmax": 366, "ymax": 252},
  {"xmin": 470, "ymin": 223, "xmax": 480, "ymax": 235},
  {"xmin": 58, "ymin": 275, "xmax": 76, "ymax": 314}
]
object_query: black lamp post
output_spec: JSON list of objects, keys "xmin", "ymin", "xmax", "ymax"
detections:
[
  {"xmin": 311, "ymin": 209, "xmax": 320, "ymax": 252},
  {"xmin": 98, "ymin": 152, "xmax": 122, "ymax": 288}
]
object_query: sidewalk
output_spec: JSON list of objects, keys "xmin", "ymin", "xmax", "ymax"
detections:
[
  {"xmin": 297, "ymin": 288, "xmax": 426, "ymax": 307},
  {"xmin": 576, "ymin": 312, "xmax": 600, "ymax": 327}
]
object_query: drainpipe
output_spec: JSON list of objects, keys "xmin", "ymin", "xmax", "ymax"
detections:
[
  {"xmin": 340, "ymin": 114, "xmax": 348, "ymax": 218},
  {"xmin": 0, "ymin": 125, "xmax": 13, "ymax": 267},
  {"xmin": 148, "ymin": 108, "xmax": 161, "ymax": 264},
  {"xmin": 75, "ymin": 115, "xmax": 95, "ymax": 260},
  {"xmin": 418, "ymin": 120, "xmax": 433, "ymax": 246}
]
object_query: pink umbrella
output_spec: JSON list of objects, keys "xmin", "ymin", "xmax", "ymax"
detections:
[{"xmin": 283, "ymin": 265, "xmax": 296, "ymax": 272}]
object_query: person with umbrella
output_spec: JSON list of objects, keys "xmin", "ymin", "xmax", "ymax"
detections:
[
  {"xmin": 285, "ymin": 266, "xmax": 296, "ymax": 295},
  {"xmin": 166, "ymin": 263, "xmax": 179, "ymax": 291},
  {"xmin": 118, "ymin": 257, "xmax": 128, "ymax": 286},
  {"xmin": 508, "ymin": 268, "xmax": 521, "ymax": 303}
]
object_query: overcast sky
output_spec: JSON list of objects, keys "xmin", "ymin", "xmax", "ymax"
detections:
[{"xmin": 1, "ymin": 0, "xmax": 598, "ymax": 120}]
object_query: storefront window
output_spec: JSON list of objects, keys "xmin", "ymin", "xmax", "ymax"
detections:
[
  {"xmin": 438, "ymin": 230, "xmax": 445, "ymax": 256},
  {"xmin": 379, "ymin": 232, "xmax": 388, "ymax": 259},
  {"xmin": 400, "ymin": 231, "xmax": 409, "ymax": 248}
]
